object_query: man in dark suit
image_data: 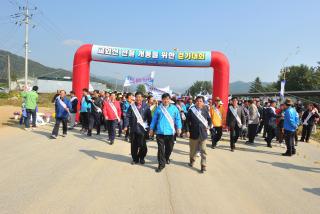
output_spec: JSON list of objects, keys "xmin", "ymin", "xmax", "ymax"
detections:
[
  {"xmin": 186, "ymin": 96, "xmax": 212, "ymax": 173},
  {"xmin": 226, "ymin": 97, "xmax": 246, "ymax": 152},
  {"xmin": 264, "ymin": 100, "xmax": 277, "ymax": 148},
  {"xmin": 125, "ymin": 92, "xmax": 152, "ymax": 165}
]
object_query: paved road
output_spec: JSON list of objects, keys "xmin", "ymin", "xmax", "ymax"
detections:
[{"xmin": 0, "ymin": 124, "xmax": 320, "ymax": 214}]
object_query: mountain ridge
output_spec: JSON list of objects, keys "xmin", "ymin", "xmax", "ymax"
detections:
[{"xmin": 0, "ymin": 49, "xmax": 268, "ymax": 93}]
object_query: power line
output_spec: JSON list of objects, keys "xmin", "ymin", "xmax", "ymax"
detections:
[
  {"xmin": 7, "ymin": 0, "xmax": 38, "ymax": 87},
  {"xmin": 7, "ymin": 0, "xmax": 20, "ymax": 7}
]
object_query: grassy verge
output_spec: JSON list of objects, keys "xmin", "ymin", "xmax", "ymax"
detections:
[
  {"xmin": 312, "ymin": 126, "xmax": 320, "ymax": 142},
  {"xmin": 0, "ymin": 91, "xmax": 56, "ymax": 108}
]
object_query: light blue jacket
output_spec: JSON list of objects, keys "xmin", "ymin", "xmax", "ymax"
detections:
[
  {"xmin": 284, "ymin": 107, "xmax": 299, "ymax": 132},
  {"xmin": 80, "ymin": 95, "xmax": 92, "ymax": 113},
  {"xmin": 150, "ymin": 104, "xmax": 182, "ymax": 135}
]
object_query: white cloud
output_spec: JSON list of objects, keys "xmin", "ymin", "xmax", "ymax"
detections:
[{"xmin": 62, "ymin": 39, "xmax": 83, "ymax": 46}]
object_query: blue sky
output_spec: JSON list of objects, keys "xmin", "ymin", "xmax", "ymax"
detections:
[{"xmin": 0, "ymin": 0, "xmax": 319, "ymax": 88}]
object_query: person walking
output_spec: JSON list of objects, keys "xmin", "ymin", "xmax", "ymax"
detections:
[
  {"xmin": 51, "ymin": 90, "xmax": 71, "ymax": 139},
  {"xmin": 186, "ymin": 96, "xmax": 212, "ymax": 173},
  {"xmin": 185, "ymin": 98, "xmax": 194, "ymax": 111},
  {"xmin": 282, "ymin": 99, "xmax": 299, "ymax": 156},
  {"xmin": 149, "ymin": 93, "xmax": 182, "ymax": 173},
  {"xmin": 148, "ymin": 95, "xmax": 157, "ymax": 117},
  {"xmin": 79, "ymin": 88, "xmax": 91, "ymax": 134},
  {"xmin": 103, "ymin": 92, "xmax": 122, "ymax": 145},
  {"xmin": 209, "ymin": 97, "xmax": 225, "ymax": 148},
  {"xmin": 87, "ymin": 90, "xmax": 103, "ymax": 136},
  {"xmin": 300, "ymin": 104, "xmax": 319, "ymax": 143},
  {"xmin": 262, "ymin": 102, "xmax": 270, "ymax": 138},
  {"xmin": 21, "ymin": 85, "xmax": 39, "ymax": 130},
  {"xmin": 176, "ymin": 99, "xmax": 187, "ymax": 137},
  {"xmin": 126, "ymin": 92, "xmax": 152, "ymax": 165},
  {"xmin": 68, "ymin": 91, "xmax": 78, "ymax": 130},
  {"xmin": 276, "ymin": 104, "xmax": 285, "ymax": 144},
  {"xmin": 241, "ymin": 100, "xmax": 249, "ymax": 140},
  {"xmin": 256, "ymin": 100, "xmax": 264, "ymax": 135},
  {"xmin": 122, "ymin": 93, "xmax": 134, "ymax": 142},
  {"xmin": 226, "ymin": 97, "xmax": 246, "ymax": 152},
  {"xmin": 265, "ymin": 100, "xmax": 277, "ymax": 148},
  {"xmin": 246, "ymin": 100, "xmax": 260, "ymax": 144}
]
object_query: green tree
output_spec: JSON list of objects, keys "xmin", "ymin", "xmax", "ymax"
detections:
[
  {"xmin": 262, "ymin": 82, "xmax": 278, "ymax": 92},
  {"xmin": 249, "ymin": 77, "xmax": 264, "ymax": 93},
  {"xmin": 136, "ymin": 84, "xmax": 146, "ymax": 94},
  {"xmin": 275, "ymin": 64, "xmax": 320, "ymax": 91},
  {"xmin": 185, "ymin": 81, "xmax": 212, "ymax": 97}
]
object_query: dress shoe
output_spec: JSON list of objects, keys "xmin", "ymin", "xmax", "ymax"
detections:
[
  {"xmin": 140, "ymin": 159, "xmax": 145, "ymax": 165},
  {"xmin": 282, "ymin": 153, "xmax": 292, "ymax": 156},
  {"xmin": 131, "ymin": 161, "xmax": 138, "ymax": 165},
  {"xmin": 166, "ymin": 159, "xmax": 170, "ymax": 165},
  {"xmin": 155, "ymin": 167, "xmax": 164, "ymax": 173}
]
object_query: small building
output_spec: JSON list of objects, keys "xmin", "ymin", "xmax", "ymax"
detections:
[{"xmin": 35, "ymin": 77, "xmax": 107, "ymax": 93}]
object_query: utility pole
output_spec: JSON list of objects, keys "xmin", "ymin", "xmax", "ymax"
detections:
[
  {"xmin": 7, "ymin": 55, "xmax": 11, "ymax": 91},
  {"xmin": 24, "ymin": 0, "xmax": 29, "ymax": 88},
  {"xmin": 10, "ymin": 1, "xmax": 37, "ymax": 89}
]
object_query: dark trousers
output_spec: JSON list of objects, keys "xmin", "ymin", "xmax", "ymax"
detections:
[
  {"xmin": 80, "ymin": 112, "xmax": 89, "ymax": 130},
  {"xmin": 118, "ymin": 119, "xmax": 123, "ymax": 136},
  {"xmin": 156, "ymin": 135, "xmax": 174, "ymax": 168},
  {"xmin": 241, "ymin": 125, "xmax": 248, "ymax": 138},
  {"xmin": 284, "ymin": 130, "xmax": 296, "ymax": 155},
  {"xmin": 266, "ymin": 125, "xmax": 276, "ymax": 146},
  {"xmin": 301, "ymin": 125, "xmax": 313, "ymax": 142},
  {"xmin": 25, "ymin": 109, "xmax": 36, "ymax": 128},
  {"xmin": 107, "ymin": 120, "xmax": 117, "ymax": 141},
  {"xmin": 257, "ymin": 121, "xmax": 264, "ymax": 134},
  {"xmin": 248, "ymin": 124, "xmax": 258, "ymax": 143},
  {"xmin": 277, "ymin": 127, "xmax": 284, "ymax": 143},
  {"xmin": 102, "ymin": 115, "xmax": 107, "ymax": 131},
  {"xmin": 88, "ymin": 112, "xmax": 101, "ymax": 135},
  {"xmin": 20, "ymin": 116, "xmax": 26, "ymax": 125},
  {"xmin": 263, "ymin": 122, "xmax": 268, "ymax": 138},
  {"xmin": 122, "ymin": 116, "xmax": 130, "ymax": 140},
  {"xmin": 229, "ymin": 126, "xmax": 240, "ymax": 149},
  {"xmin": 211, "ymin": 127, "xmax": 222, "ymax": 147},
  {"xmin": 52, "ymin": 117, "xmax": 67, "ymax": 136},
  {"xmin": 131, "ymin": 132, "xmax": 147, "ymax": 162}
]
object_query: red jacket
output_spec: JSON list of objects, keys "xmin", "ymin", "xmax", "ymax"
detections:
[{"xmin": 103, "ymin": 100, "xmax": 122, "ymax": 121}]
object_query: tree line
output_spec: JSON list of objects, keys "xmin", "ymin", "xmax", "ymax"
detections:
[{"xmin": 184, "ymin": 63, "xmax": 320, "ymax": 97}]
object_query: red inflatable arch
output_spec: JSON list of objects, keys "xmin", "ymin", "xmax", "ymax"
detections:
[{"xmin": 72, "ymin": 44, "xmax": 229, "ymax": 119}]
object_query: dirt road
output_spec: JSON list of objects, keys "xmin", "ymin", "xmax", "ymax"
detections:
[{"xmin": 0, "ymin": 123, "xmax": 319, "ymax": 214}]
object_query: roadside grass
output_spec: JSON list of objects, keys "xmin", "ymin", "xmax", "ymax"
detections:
[
  {"xmin": 313, "ymin": 127, "xmax": 320, "ymax": 142},
  {"xmin": 0, "ymin": 91, "xmax": 55, "ymax": 108}
]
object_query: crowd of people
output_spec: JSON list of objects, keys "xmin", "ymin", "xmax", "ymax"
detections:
[{"xmin": 20, "ymin": 87, "xmax": 320, "ymax": 173}]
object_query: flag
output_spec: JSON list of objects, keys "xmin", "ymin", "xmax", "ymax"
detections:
[
  {"xmin": 123, "ymin": 71, "xmax": 155, "ymax": 87},
  {"xmin": 280, "ymin": 80, "xmax": 286, "ymax": 98}
]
